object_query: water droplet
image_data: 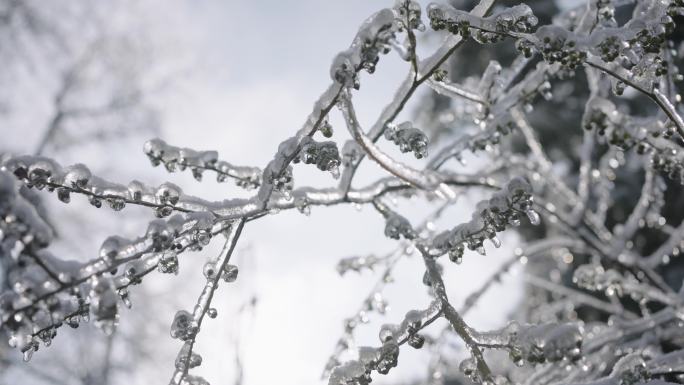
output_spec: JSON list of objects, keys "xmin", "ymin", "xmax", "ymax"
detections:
[
  {"xmin": 22, "ymin": 347, "xmax": 34, "ymax": 362},
  {"xmin": 207, "ymin": 308, "xmax": 218, "ymax": 319}
]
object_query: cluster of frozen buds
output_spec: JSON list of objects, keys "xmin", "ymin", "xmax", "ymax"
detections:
[
  {"xmin": 0, "ymin": 171, "xmax": 58, "ymax": 361},
  {"xmin": 456, "ymin": 321, "xmax": 582, "ymax": 383},
  {"xmin": 427, "ymin": 3, "xmax": 537, "ymax": 43},
  {"xmin": 526, "ymin": 26, "xmax": 586, "ymax": 70},
  {"xmin": 271, "ymin": 165, "xmax": 294, "ymax": 197},
  {"xmin": 384, "ymin": 121, "xmax": 429, "ymax": 159},
  {"xmin": 336, "ymin": 255, "xmax": 384, "ymax": 276},
  {"xmin": 330, "ymin": 1, "xmax": 425, "ymax": 90},
  {"xmin": 573, "ymin": 264, "xmax": 626, "ymax": 297},
  {"xmin": 582, "ymin": 96, "xmax": 684, "ymax": 184},
  {"xmin": 329, "ymin": 301, "xmax": 441, "ymax": 384},
  {"xmin": 469, "ymin": 112, "xmax": 516, "ymax": 152},
  {"xmin": 0, "ymin": 170, "xmax": 53, "ymax": 250},
  {"xmin": 650, "ymin": 147, "xmax": 684, "ymax": 184},
  {"xmin": 378, "ymin": 301, "xmax": 441, "ymax": 349},
  {"xmin": 0, "ymin": 155, "xmax": 203, "ymax": 218},
  {"xmin": 431, "ymin": 177, "xmax": 539, "ymax": 264},
  {"xmin": 143, "ymin": 138, "xmax": 261, "ymax": 189},
  {"xmin": 202, "ymin": 261, "xmax": 238, "ymax": 282},
  {"xmin": 294, "ymin": 137, "xmax": 342, "ymax": 178},
  {"xmin": 394, "ymin": 0, "xmax": 424, "ymax": 32},
  {"xmin": 327, "ymin": 342, "xmax": 400, "ymax": 385},
  {"xmin": 330, "ymin": 9, "xmax": 398, "ymax": 89},
  {"xmin": 514, "ymin": 0, "xmax": 681, "ymax": 74},
  {"xmin": 572, "ymin": 264, "xmax": 674, "ymax": 306},
  {"xmin": 0, "ymin": 171, "xmax": 220, "ymax": 360},
  {"xmin": 501, "ymin": 321, "xmax": 583, "ymax": 365}
]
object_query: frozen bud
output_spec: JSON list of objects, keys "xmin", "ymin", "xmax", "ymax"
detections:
[
  {"xmin": 203, "ymin": 262, "xmax": 218, "ymax": 280},
  {"xmin": 394, "ymin": 0, "xmax": 424, "ymax": 32},
  {"xmin": 156, "ymin": 182, "xmax": 182, "ymax": 206},
  {"xmin": 610, "ymin": 353, "xmax": 650, "ymax": 385},
  {"xmin": 296, "ymin": 137, "xmax": 341, "ymax": 177},
  {"xmin": 123, "ymin": 260, "xmax": 144, "ymax": 285},
  {"xmin": 506, "ymin": 176, "xmax": 532, "ymax": 198},
  {"xmin": 107, "ymin": 198, "xmax": 126, "ymax": 211},
  {"xmin": 330, "ymin": 8, "xmax": 396, "ymax": 88},
  {"xmin": 143, "ymin": 138, "xmax": 165, "ymax": 159},
  {"xmin": 459, "ymin": 358, "xmax": 481, "ymax": 383},
  {"xmin": 63, "ymin": 164, "xmax": 91, "ymax": 189},
  {"xmin": 582, "ymin": 97, "xmax": 615, "ymax": 132},
  {"xmin": 175, "ymin": 342, "xmax": 202, "ymax": 370},
  {"xmin": 384, "ymin": 214, "xmax": 416, "ymax": 240},
  {"xmin": 118, "ymin": 288, "xmax": 132, "ymax": 309},
  {"xmin": 376, "ymin": 341, "xmax": 400, "ymax": 375},
  {"xmin": 99, "ymin": 236, "xmax": 128, "ymax": 263},
  {"xmin": 384, "ymin": 122, "xmax": 428, "ymax": 159},
  {"xmin": 147, "ymin": 219, "xmax": 173, "ymax": 250},
  {"xmin": 271, "ymin": 166, "xmax": 294, "ymax": 196},
  {"xmin": 407, "ymin": 333, "xmax": 425, "ymax": 349},
  {"xmin": 26, "ymin": 159, "xmax": 56, "ymax": 189},
  {"xmin": 89, "ymin": 276, "xmax": 119, "ymax": 335},
  {"xmin": 336, "ymin": 255, "xmax": 382, "ymax": 275},
  {"xmin": 193, "ymin": 229, "xmax": 212, "ymax": 246},
  {"xmin": 379, "ymin": 324, "xmax": 398, "ymax": 342},
  {"xmin": 573, "ymin": 264, "xmax": 623, "ymax": 296},
  {"xmin": 320, "ymin": 120, "xmax": 334, "ymax": 138},
  {"xmin": 532, "ymin": 25, "xmax": 585, "ymax": 69},
  {"xmin": 448, "ymin": 245, "xmax": 464, "ymax": 264},
  {"xmin": 330, "ymin": 51, "xmax": 360, "ymax": 89},
  {"xmin": 170, "ymin": 310, "xmax": 198, "ymax": 340},
  {"xmin": 514, "ymin": 323, "xmax": 583, "ymax": 364},
  {"xmin": 158, "ymin": 251, "xmax": 179, "ymax": 274},
  {"xmin": 222, "ymin": 264, "xmax": 239, "ymax": 283}
]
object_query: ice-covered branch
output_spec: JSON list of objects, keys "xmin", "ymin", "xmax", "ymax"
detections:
[
  {"xmin": 337, "ymin": 0, "xmax": 497, "ymax": 194},
  {"xmin": 143, "ymin": 139, "xmax": 262, "ymax": 189},
  {"xmin": 338, "ymin": 91, "xmax": 449, "ymax": 195},
  {"xmin": 170, "ymin": 219, "xmax": 245, "ymax": 384},
  {"xmin": 429, "ymin": 177, "xmax": 540, "ymax": 262},
  {"xmin": 1, "ymin": 155, "xmax": 216, "ymax": 216}
]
